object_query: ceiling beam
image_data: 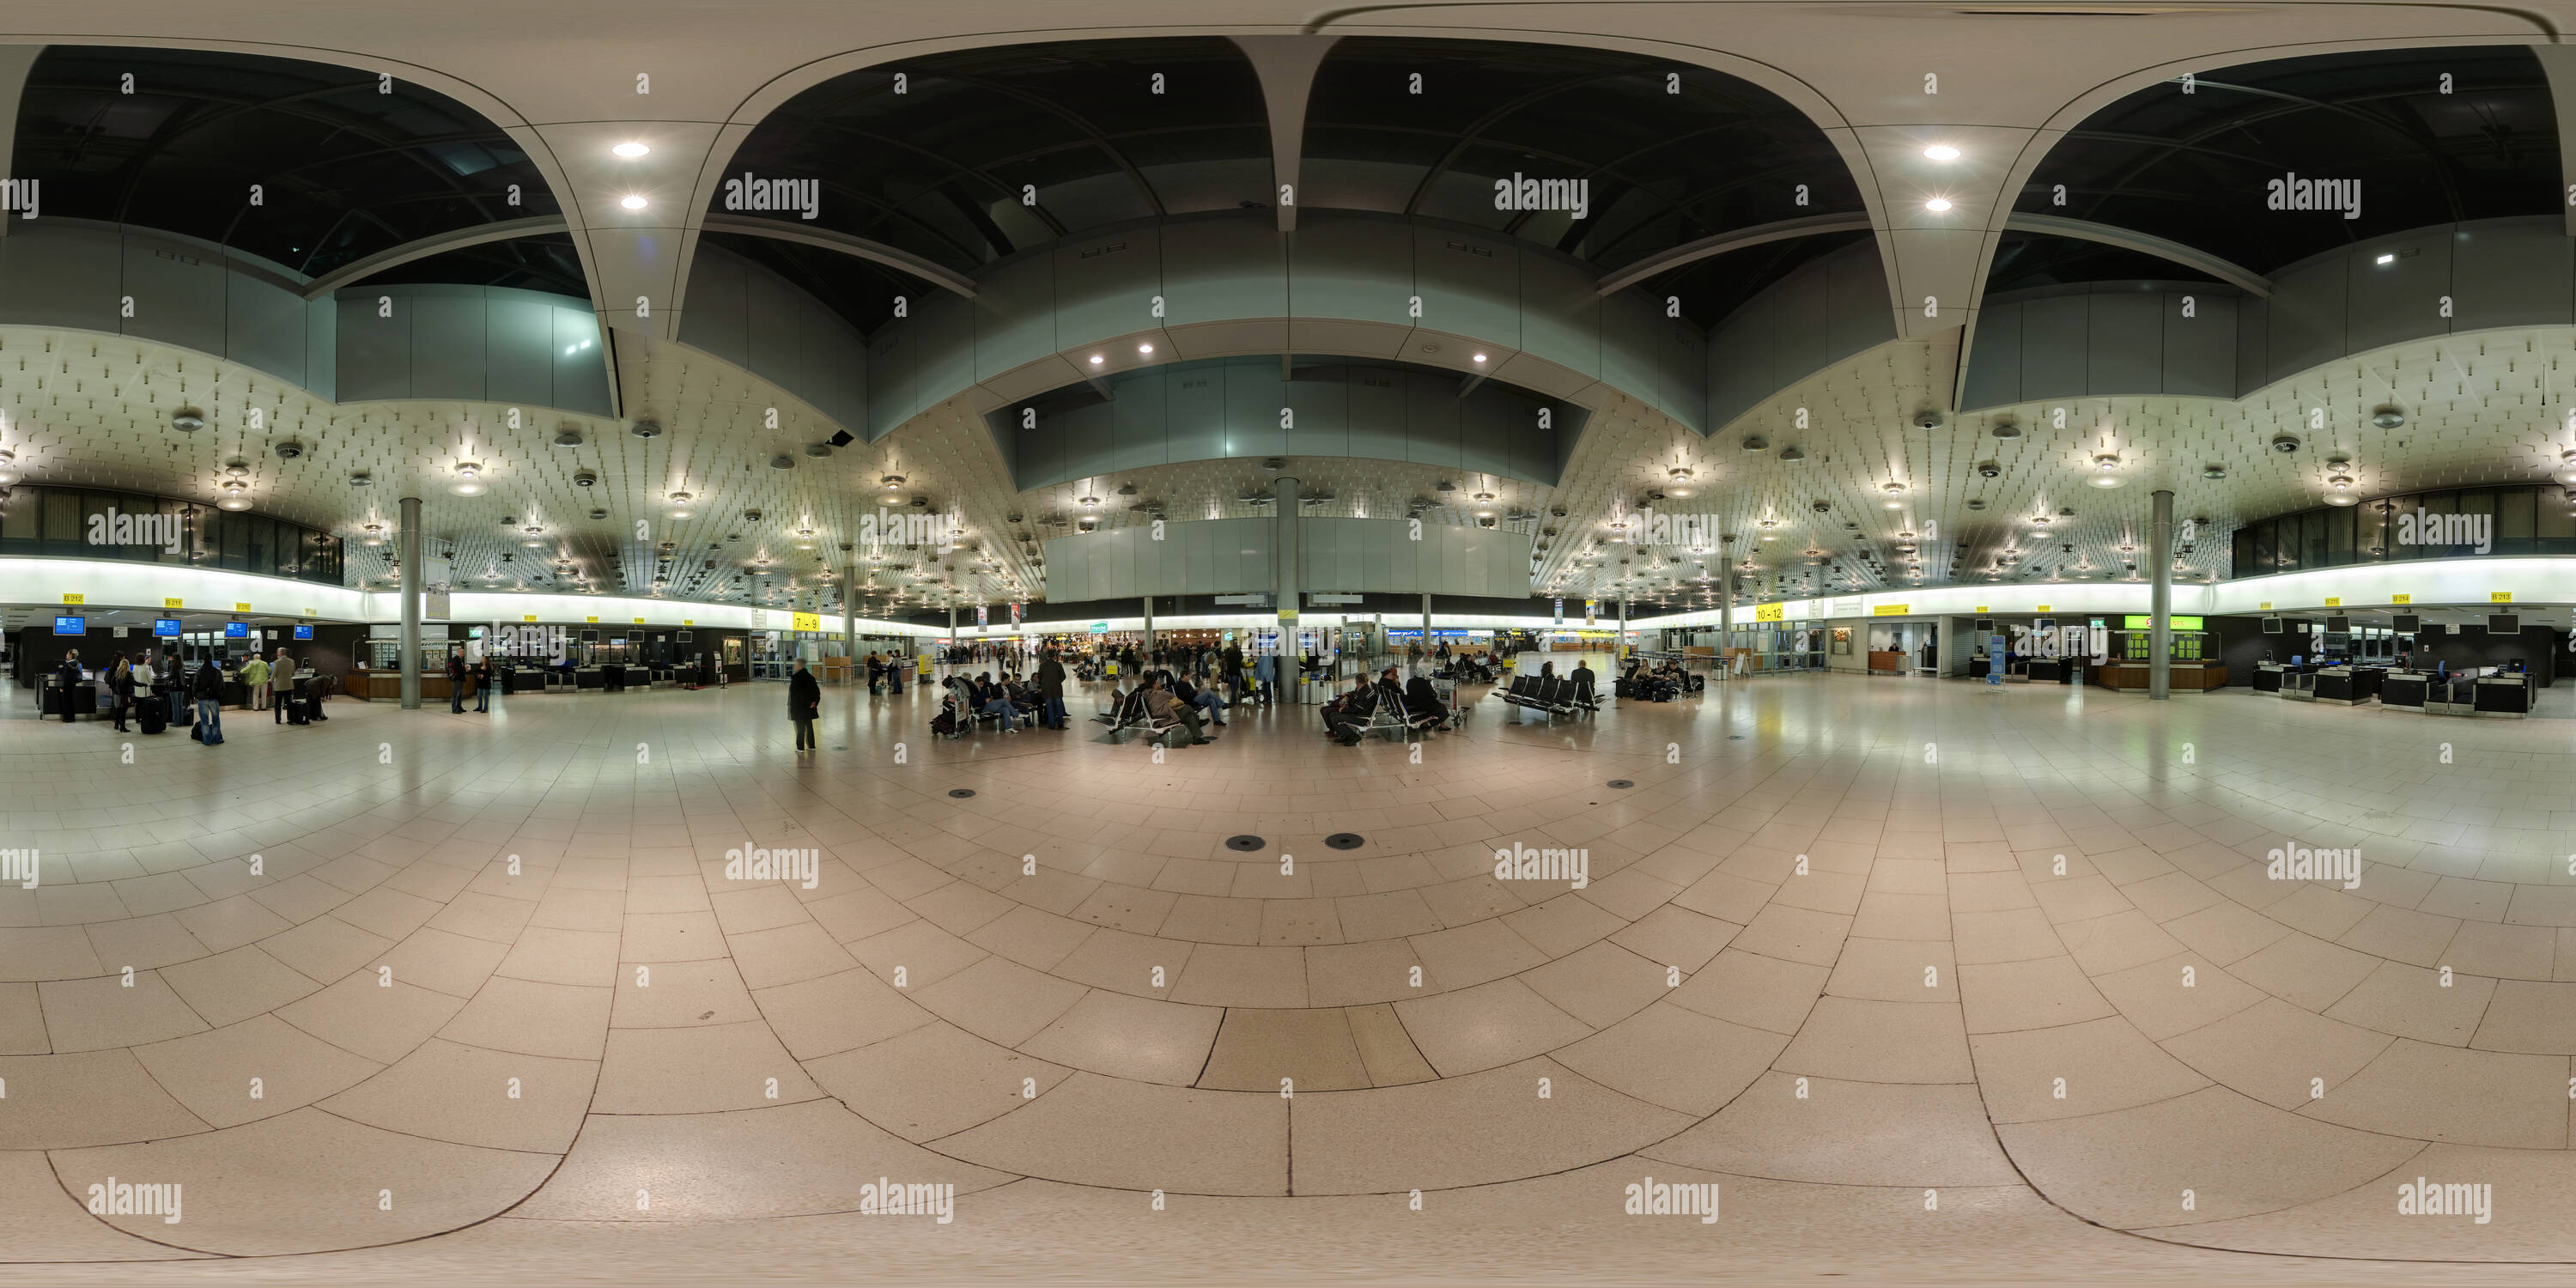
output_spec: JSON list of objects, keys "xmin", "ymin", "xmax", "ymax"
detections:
[
  {"xmin": 1593, "ymin": 213, "xmax": 1873, "ymax": 295},
  {"xmin": 1230, "ymin": 35, "xmax": 1337, "ymax": 233},
  {"xmin": 298, "ymin": 216, "xmax": 571, "ymax": 299},
  {"xmin": 1999, "ymin": 212, "xmax": 2272, "ymax": 297},
  {"xmin": 699, "ymin": 215, "xmax": 978, "ymax": 298}
]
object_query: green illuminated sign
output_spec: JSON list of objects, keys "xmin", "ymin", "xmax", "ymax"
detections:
[{"xmin": 2122, "ymin": 615, "xmax": 2203, "ymax": 630}]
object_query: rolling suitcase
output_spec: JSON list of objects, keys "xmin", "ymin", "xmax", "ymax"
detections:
[{"xmin": 137, "ymin": 696, "xmax": 167, "ymax": 734}]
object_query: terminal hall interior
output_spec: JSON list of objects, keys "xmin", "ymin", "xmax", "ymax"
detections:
[{"xmin": 11, "ymin": 2, "xmax": 2576, "ymax": 1283}]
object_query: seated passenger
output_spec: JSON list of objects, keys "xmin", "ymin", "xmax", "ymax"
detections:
[
  {"xmin": 1139, "ymin": 676, "xmax": 1210, "ymax": 744},
  {"xmin": 1322, "ymin": 675, "xmax": 1373, "ymax": 744},
  {"xmin": 1569, "ymin": 661, "xmax": 1597, "ymax": 704},
  {"xmin": 1404, "ymin": 673, "xmax": 1447, "ymax": 723}
]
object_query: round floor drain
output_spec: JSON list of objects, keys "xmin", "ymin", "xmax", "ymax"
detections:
[
  {"xmin": 1607, "ymin": 780, "xmax": 1634, "ymax": 789},
  {"xmin": 1325, "ymin": 833, "xmax": 1365, "ymax": 850},
  {"xmin": 1225, "ymin": 835, "xmax": 1267, "ymax": 852},
  {"xmin": 947, "ymin": 788, "xmax": 976, "ymax": 799}
]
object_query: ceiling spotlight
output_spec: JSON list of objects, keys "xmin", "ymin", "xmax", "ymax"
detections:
[
  {"xmin": 449, "ymin": 462, "xmax": 486, "ymax": 496},
  {"xmin": 1138, "ymin": 342, "xmax": 1154, "ymax": 355},
  {"xmin": 2324, "ymin": 475, "xmax": 2358, "ymax": 505},
  {"xmin": 1089, "ymin": 354, "xmax": 1104, "ymax": 365},
  {"xmin": 620, "ymin": 195, "xmax": 648, "ymax": 210},
  {"xmin": 0, "ymin": 450, "xmax": 15, "ymax": 485},
  {"xmin": 1924, "ymin": 197, "xmax": 1953, "ymax": 213},
  {"xmin": 1472, "ymin": 353, "xmax": 1488, "ymax": 363},
  {"xmin": 613, "ymin": 142, "xmax": 650, "ymax": 158},
  {"xmin": 2087, "ymin": 454, "xmax": 2125, "ymax": 488},
  {"xmin": 217, "ymin": 482, "xmax": 252, "ymax": 511},
  {"xmin": 1923, "ymin": 144, "xmax": 1960, "ymax": 161}
]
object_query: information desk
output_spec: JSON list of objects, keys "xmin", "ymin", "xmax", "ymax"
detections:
[
  {"xmin": 2252, "ymin": 663, "xmax": 2284, "ymax": 694},
  {"xmin": 2093, "ymin": 662, "xmax": 2226, "ymax": 691},
  {"xmin": 506, "ymin": 668, "xmax": 546, "ymax": 694}
]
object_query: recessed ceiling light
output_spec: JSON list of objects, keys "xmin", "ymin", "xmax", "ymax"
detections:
[
  {"xmin": 449, "ymin": 463, "xmax": 486, "ymax": 496},
  {"xmin": 1924, "ymin": 144, "xmax": 1960, "ymax": 161},
  {"xmin": 1925, "ymin": 197, "xmax": 1953, "ymax": 212},
  {"xmin": 1138, "ymin": 343, "xmax": 1153, "ymax": 355},
  {"xmin": 613, "ymin": 142, "xmax": 650, "ymax": 159},
  {"xmin": 620, "ymin": 195, "xmax": 647, "ymax": 210},
  {"xmin": 1472, "ymin": 353, "xmax": 1488, "ymax": 363},
  {"xmin": 1089, "ymin": 355, "xmax": 1103, "ymax": 365}
]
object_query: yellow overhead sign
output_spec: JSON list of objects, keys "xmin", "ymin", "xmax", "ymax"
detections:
[
  {"xmin": 1872, "ymin": 604, "xmax": 1910, "ymax": 617},
  {"xmin": 61, "ymin": 592, "xmax": 82, "ymax": 605},
  {"xmin": 1754, "ymin": 603, "xmax": 1784, "ymax": 623},
  {"xmin": 793, "ymin": 611, "xmax": 822, "ymax": 633},
  {"xmin": 2492, "ymin": 591, "xmax": 2513, "ymax": 603},
  {"xmin": 164, "ymin": 598, "xmax": 183, "ymax": 610},
  {"xmin": 2391, "ymin": 594, "xmax": 2411, "ymax": 605}
]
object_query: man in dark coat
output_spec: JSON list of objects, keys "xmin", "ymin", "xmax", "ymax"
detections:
[
  {"xmin": 1036, "ymin": 649, "xmax": 1067, "ymax": 730},
  {"xmin": 789, "ymin": 659, "xmax": 822, "ymax": 752}
]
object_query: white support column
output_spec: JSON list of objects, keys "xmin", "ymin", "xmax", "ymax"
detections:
[
  {"xmin": 398, "ymin": 495, "xmax": 422, "ymax": 710},
  {"xmin": 2150, "ymin": 489, "xmax": 2174, "ymax": 701}
]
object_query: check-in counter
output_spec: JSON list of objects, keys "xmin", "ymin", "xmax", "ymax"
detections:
[
  {"xmin": 575, "ymin": 667, "xmax": 605, "ymax": 690},
  {"xmin": 2027, "ymin": 659, "xmax": 2064, "ymax": 683},
  {"xmin": 506, "ymin": 667, "xmax": 545, "ymax": 694},
  {"xmin": 2474, "ymin": 673, "xmax": 2532, "ymax": 717},
  {"xmin": 2312, "ymin": 665, "xmax": 2385, "ymax": 705},
  {"xmin": 1969, "ymin": 658, "xmax": 1991, "ymax": 678},
  {"xmin": 2280, "ymin": 670, "xmax": 2318, "ymax": 701},
  {"xmin": 2382, "ymin": 671, "xmax": 2429, "ymax": 710},
  {"xmin": 2252, "ymin": 662, "xmax": 2285, "ymax": 694}
]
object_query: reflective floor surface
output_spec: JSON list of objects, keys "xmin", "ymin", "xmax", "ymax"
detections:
[{"xmin": 3, "ymin": 661, "xmax": 2574, "ymax": 1282}]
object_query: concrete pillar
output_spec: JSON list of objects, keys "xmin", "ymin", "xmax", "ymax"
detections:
[
  {"xmin": 1619, "ymin": 596, "xmax": 1629, "ymax": 666},
  {"xmin": 1421, "ymin": 592, "xmax": 1431, "ymax": 664},
  {"xmin": 398, "ymin": 495, "xmax": 422, "ymax": 710},
  {"xmin": 1143, "ymin": 595, "xmax": 1155, "ymax": 658},
  {"xmin": 2150, "ymin": 489, "xmax": 2174, "ymax": 701},
  {"xmin": 1275, "ymin": 476, "xmax": 1300, "ymax": 671},
  {"xmin": 947, "ymin": 605, "xmax": 957, "ymax": 671},
  {"xmin": 841, "ymin": 549, "xmax": 855, "ymax": 683}
]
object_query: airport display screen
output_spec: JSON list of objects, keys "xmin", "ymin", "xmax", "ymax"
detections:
[
  {"xmin": 294, "ymin": 625, "xmax": 314, "ymax": 640},
  {"xmin": 2261, "ymin": 617, "xmax": 2282, "ymax": 634},
  {"xmin": 153, "ymin": 618, "xmax": 182, "ymax": 637},
  {"xmin": 52, "ymin": 616, "xmax": 84, "ymax": 635},
  {"xmin": 2325, "ymin": 616, "xmax": 2350, "ymax": 634},
  {"xmin": 223, "ymin": 622, "xmax": 248, "ymax": 638},
  {"xmin": 2392, "ymin": 614, "xmax": 2421, "ymax": 633},
  {"xmin": 2488, "ymin": 614, "xmax": 2519, "ymax": 635}
]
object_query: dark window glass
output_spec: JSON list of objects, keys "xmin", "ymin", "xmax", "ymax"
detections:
[
  {"xmin": 2325, "ymin": 505, "xmax": 2354, "ymax": 563},
  {"xmin": 2540, "ymin": 487, "xmax": 2576, "ymax": 552},
  {"xmin": 2495, "ymin": 487, "xmax": 2536, "ymax": 554},
  {"xmin": 2252, "ymin": 520, "xmax": 2275, "ymax": 574}
]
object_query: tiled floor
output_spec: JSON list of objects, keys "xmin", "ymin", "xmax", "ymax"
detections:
[{"xmin": 6, "ymin": 660, "xmax": 2576, "ymax": 1281}]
